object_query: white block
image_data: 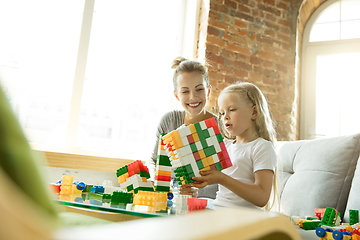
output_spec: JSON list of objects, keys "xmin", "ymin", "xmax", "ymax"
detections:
[
  {"xmin": 178, "ymin": 126, "xmax": 191, "ymax": 137},
  {"xmin": 156, "ymin": 165, "xmax": 172, "ymax": 172},
  {"xmin": 212, "ymin": 153, "xmax": 220, "ymax": 163},
  {"xmin": 195, "ymin": 141, "xmax": 203, "ymax": 150},
  {"xmin": 208, "ymin": 127, "xmax": 215, "ymax": 136},
  {"xmin": 200, "ymin": 121, "xmax": 207, "ymax": 130},
  {"xmin": 181, "ymin": 136, "xmax": 189, "ymax": 146}
]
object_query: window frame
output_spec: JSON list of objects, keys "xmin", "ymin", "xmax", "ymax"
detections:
[
  {"xmin": 300, "ymin": 0, "xmax": 360, "ymax": 140},
  {"xmin": 26, "ymin": 0, "xmax": 201, "ymax": 161}
]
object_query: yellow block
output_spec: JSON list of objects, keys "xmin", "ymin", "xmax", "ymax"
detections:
[
  {"xmin": 189, "ymin": 124, "xmax": 196, "ymax": 134},
  {"xmin": 200, "ymin": 166, "xmax": 211, "ymax": 171},
  {"xmin": 172, "ymin": 130, "xmax": 184, "ymax": 149},
  {"xmin": 198, "ymin": 149, "xmax": 206, "ymax": 159},
  {"xmin": 192, "ymin": 132, "xmax": 200, "ymax": 142},
  {"xmin": 207, "ymin": 156, "xmax": 214, "ymax": 166},
  {"xmin": 156, "ymin": 170, "xmax": 171, "ymax": 177}
]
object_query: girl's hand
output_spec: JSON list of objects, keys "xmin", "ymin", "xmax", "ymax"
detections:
[
  {"xmin": 192, "ymin": 170, "xmax": 225, "ymax": 188},
  {"xmin": 179, "ymin": 183, "xmax": 198, "ymax": 198}
]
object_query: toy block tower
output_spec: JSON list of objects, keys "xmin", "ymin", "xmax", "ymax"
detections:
[
  {"xmin": 116, "ymin": 160, "xmax": 154, "ymax": 194},
  {"xmin": 154, "ymin": 133, "xmax": 172, "ymax": 192},
  {"xmin": 162, "ymin": 117, "xmax": 232, "ymax": 185}
]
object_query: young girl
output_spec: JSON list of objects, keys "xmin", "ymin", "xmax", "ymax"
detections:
[
  {"xmin": 146, "ymin": 56, "xmax": 217, "ymax": 197},
  {"xmin": 192, "ymin": 82, "xmax": 278, "ymax": 209}
]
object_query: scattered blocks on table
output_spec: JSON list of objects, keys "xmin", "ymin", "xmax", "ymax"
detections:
[
  {"xmin": 321, "ymin": 208, "xmax": 341, "ymax": 226},
  {"xmin": 162, "ymin": 117, "xmax": 232, "ymax": 185}
]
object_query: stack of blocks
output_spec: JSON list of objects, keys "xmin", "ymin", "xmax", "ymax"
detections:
[
  {"xmin": 133, "ymin": 191, "xmax": 168, "ymax": 213},
  {"xmin": 154, "ymin": 133, "xmax": 172, "ymax": 192},
  {"xmin": 162, "ymin": 117, "xmax": 232, "ymax": 185},
  {"xmin": 59, "ymin": 175, "xmax": 74, "ymax": 195},
  {"xmin": 116, "ymin": 160, "xmax": 154, "ymax": 194}
]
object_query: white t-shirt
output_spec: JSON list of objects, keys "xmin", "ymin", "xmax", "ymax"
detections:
[{"xmin": 213, "ymin": 137, "xmax": 277, "ymax": 209}]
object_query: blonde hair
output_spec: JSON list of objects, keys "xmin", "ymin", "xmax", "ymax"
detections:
[
  {"xmin": 218, "ymin": 82, "xmax": 276, "ymax": 144},
  {"xmin": 218, "ymin": 81, "xmax": 279, "ymax": 211},
  {"xmin": 171, "ymin": 57, "xmax": 210, "ymax": 91}
]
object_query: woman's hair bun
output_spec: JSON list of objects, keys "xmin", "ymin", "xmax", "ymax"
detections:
[{"xmin": 171, "ymin": 56, "xmax": 188, "ymax": 69}]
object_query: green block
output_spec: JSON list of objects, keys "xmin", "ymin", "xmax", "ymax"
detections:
[
  {"xmin": 185, "ymin": 164, "xmax": 194, "ymax": 174},
  {"xmin": 302, "ymin": 221, "xmax": 321, "ymax": 230},
  {"xmin": 216, "ymin": 133, "xmax": 223, "ymax": 143},
  {"xmin": 215, "ymin": 162, "xmax": 223, "ymax": 171},
  {"xmin": 350, "ymin": 210, "xmax": 359, "ymax": 225},
  {"xmin": 139, "ymin": 171, "xmax": 150, "ymax": 178},
  {"xmin": 196, "ymin": 160, "xmax": 204, "ymax": 169},
  {"xmin": 202, "ymin": 129, "xmax": 210, "ymax": 138},
  {"xmin": 157, "ymin": 155, "xmax": 172, "ymax": 166},
  {"xmin": 127, "ymin": 184, "xmax": 134, "ymax": 192},
  {"xmin": 116, "ymin": 165, "xmax": 128, "ymax": 177},
  {"xmin": 204, "ymin": 145, "xmax": 216, "ymax": 157},
  {"xmin": 190, "ymin": 143, "xmax": 198, "ymax": 153},
  {"xmin": 321, "ymin": 208, "xmax": 337, "ymax": 226}
]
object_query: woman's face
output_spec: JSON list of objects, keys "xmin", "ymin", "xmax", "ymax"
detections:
[{"xmin": 174, "ymin": 71, "xmax": 210, "ymax": 116}]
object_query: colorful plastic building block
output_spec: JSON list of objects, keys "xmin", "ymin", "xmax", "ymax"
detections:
[
  {"xmin": 73, "ymin": 181, "xmax": 85, "ymax": 194},
  {"xmin": 175, "ymin": 195, "xmax": 191, "ymax": 215},
  {"xmin": 116, "ymin": 160, "xmax": 154, "ymax": 194},
  {"xmin": 187, "ymin": 198, "xmax": 207, "ymax": 212},
  {"xmin": 321, "ymin": 208, "xmax": 341, "ymax": 227},
  {"xmin": 162, "ymin": 117, "xmax": 232, "ymax": 185},
  {"xmin": 60, "ymin": 175, "xmax": 73, "ymax": 195},
  {"xmin": 154, "ymin": 133, "xmax": 172, "ymax": 192},
  {"xmin": 133, "ymin": 191, "xmax": 168, "ymax": 213},
  {"xmin": 350, "ymin": 210, "xmax": 359, "ymax": 225}
]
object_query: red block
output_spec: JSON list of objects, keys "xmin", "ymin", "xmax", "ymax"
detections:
[
  {"xmin": 187, "ymin": 198, "xmax": 207, "ymax": 212},
  {"xmin": 205, "ymin": 117, "xmax": 217, "ymax": 128},
  {"xmin": 155, "ymin": 175, "xmax": 171, "ymax": 182},
  {"xmin": 209, "ymin": 164, "xmax": 217, "ymax": 170},
  {"xmin": 193, "ymin": 151, "xmax": 201, "ymax": 161},
  {"xmin": 187, "ymin": 134, "xmax": 195, "ymax": 144},
  {"xmin": 219, "ymin": 142, "xmax": 226, "ymax": 151}
]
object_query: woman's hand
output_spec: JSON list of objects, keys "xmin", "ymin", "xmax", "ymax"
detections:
[
  {"xmin": 179, "ymin": 183, "xmax": 198, "ymax": 198},
  {"xmin": 192, "ymin": 170, "xmax": 225, "ymax": 188}
]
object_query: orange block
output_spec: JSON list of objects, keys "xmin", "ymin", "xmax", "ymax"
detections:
[
  {"xmin": 156, "ymin": 170, "xmax": 171, "ymax": 177},
  {"xmin": 198, "ymin": 149, "xmax": 206, "ymax": 159}
]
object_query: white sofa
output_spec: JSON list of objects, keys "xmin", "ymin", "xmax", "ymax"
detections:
[{"xmin": 276, "ymin": 133, "xmax": 360, "ymax": 239}]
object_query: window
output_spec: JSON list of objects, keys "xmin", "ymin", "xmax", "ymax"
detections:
[
  {"xmin": 0, "ymin": 0, "xmax": 201, "ymax": 160},
  {"xmin": 301, "ymin": 0, "xmax": 360, "ymax": 139}
]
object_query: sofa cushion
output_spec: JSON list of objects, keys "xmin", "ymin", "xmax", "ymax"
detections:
[
  {"xmin": 276, "ymin": 133, "xmax": 360, "ymax": 219},
  {"xmin": 344, "ymin": 154, "xmax": 360, "ymax": 222}
]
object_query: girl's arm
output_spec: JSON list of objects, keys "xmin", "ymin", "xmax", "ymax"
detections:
[{"xmin": 192, "ymin": 169, "xmax": 274, "ymax": 207}]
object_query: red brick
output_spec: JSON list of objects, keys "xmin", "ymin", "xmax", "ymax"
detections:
[
  {"xmin": 258, "ymin": 51, "xmax": 279, "ymax": 62},
  {"xmin": 249, "ymin": 32, "xmax": 256, "ymax": 40},
  {"xmin": 209, "ymin": 11, "xmax": 221, "ymax": 20},
  {"xmin": 225, "ymin": 75, "xmax": 239, "ymax": 84},
  {"xmin": 208, "ymin": 26, "xmax": 222, "ymax": 37},
  {"xmin": 226, "ymin": 43, "xmax": 252, "ymax": 55},
  {"xmin": 219, "ymin": 64, "xmax": 235, "ymax": 75},
  {"xmin": 232, "ymin": 35, "xmax": 247, "ymax": 45},
  {"xmin": 225, "ymin": 0, "xmax": 237, "ymax": 9},
  {"xmin": 235, "ymin": 53, "xmax": 249, "ymax": 62},
  {"xmin": 277, "ymin": 33, "xmax": 290, "ymax": 42},
  {"xmin": 263, "ymin": 60, "xmax": 275, "ymax": 68},
  {"xmin": 276, "ymin": 63, "xmax": 288, "ymax": 73},
  {"xmin": 208, "ymin": 19, "xmax": 228, "ymax": 30},
  {"xmin": 264, "ymin": 29, "xmax": 276, "ymax": 37},
  {"xmin": 235, "ymin": 60, "xmax": 252, "ymax": 71},
  {"xmin": 237, "ymin": 3, "xmax": 251, "ymax": 13},
  {"xmin": 263, "ymin": 0, "xmax": 275, "ymax": 6},
  {"xmin": 223, "ymin": 33, "xmax": 233, "ymax": 41},
  {"xmin": 265, "ymin": 21, "xmax": 280, "ymax": 31},
  {"xmin": 234, "ymin": 68, "xmax": 249, "ymax": 78},
  {"xmin": 234, "ymin": 19, "xmax": 247, "ymax": 28},
  {"xmin": 263, "ymin": 45, "xmax": 275, "ymax": 53},
  {"xmin": 206, "ymin": 44, "xmax": 220, "ymax": 55},
  {"xmin": 208, "ymin": 71, "xmax": 224, "ymax": 81},
  {"xmin": 278, "ymin": 19, "xmax": 290, "ymax": 27},
  {"xmin": 221, "ymin": 49, "xmax": 237, "ymax": 59},
  {"xmin": 210, "ymin": 2, "xmax": 229, "ymax": 13},
  {"xmin": 207, "ymin": 52, "xmax": 225, "ymax": 65},
  {"xmin": 259, "ymin": 4, "xmax": 281, "ymax": 16},
  {"xmin": 207, "ymin": 35, "xmax": 226, "ymax": 47},
  {"xmin": 263, "ymin": 77, "xmax": 276, "ymax": 85},
  {"xmin": 250, "ymin": 55, "xmax": 262, "ymax": 65},
  {"xmin": 277, "ymin": 2, "xmax": 288, "ymax": 10},
  {"xmin": 239, "ymin": 30, "xmax": 249, "ymax": 36}
]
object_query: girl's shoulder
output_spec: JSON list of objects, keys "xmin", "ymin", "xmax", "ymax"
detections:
[{"xmin": 160, "ymin": 110, "xmax": 185, "ymax": 122}]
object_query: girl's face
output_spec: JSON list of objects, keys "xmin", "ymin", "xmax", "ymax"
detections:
[
  {"xmin": 174, "ymin": 71, "xmax": 210, "ymax": 116},
  {"xmin": 218, "ymin": 92, "xmax": 258, "ymax": 143}
]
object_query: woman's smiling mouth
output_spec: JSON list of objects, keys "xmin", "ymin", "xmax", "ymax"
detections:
[{"xmin": 188, "ymin": 102, "xmax": 201, "ymax": 108}]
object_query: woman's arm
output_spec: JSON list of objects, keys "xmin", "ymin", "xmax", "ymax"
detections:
[{"xmin": 192, "ymin": 169, "xmax": 274, "ymax": 207}]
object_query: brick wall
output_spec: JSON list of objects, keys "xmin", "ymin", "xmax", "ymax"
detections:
[{"xmin": 198, "ymin": 0, "xmax": 326, "ymax": 141}]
